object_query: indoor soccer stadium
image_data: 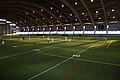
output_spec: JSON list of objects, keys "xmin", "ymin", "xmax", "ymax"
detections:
[{"xmin": 0, "ymin": 0, "xmax": 120, "ymax": 80}]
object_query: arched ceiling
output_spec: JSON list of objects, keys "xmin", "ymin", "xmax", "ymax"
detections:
[{"xmin": 0, "ymin": 0, "xmax": 119, "ymax": 28}]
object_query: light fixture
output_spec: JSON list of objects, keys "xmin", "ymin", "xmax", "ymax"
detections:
[
  {"xmin": 91, "ymin": 0, "xmax": 93, "ymax": 2},
  {"xmin": 94, "ymin": 25, "xmax": 96, "ymax": 29},
  {"xmin": 113, "ymin": 16, "xmax": 115, "ymax": 18},
  {"xmin": 64, "ymin": 27, "xmax": 66, "ymax": 30},
  {"xmin": 43, "ymin": 18, "xmax": 45, "ymax": 19},
  {"xmin": 75, "ymin": 2, "xmax": 78, "ymax": 5},
  {"xmin": 60, "ymin": 15, "xmax": 62, "ymax": 17},
  {"xmin": 99, "ymin": 17, "xmax": 101, "ymax": 19},
  {"xmin": 83, "ymin": 26, "xmax": 85, "ymax": 29},
  {"xmin": 75, "ymin": 19, "xmax": 78, "ymax": 21},
  {"xmin": 51, "ymin": 16, "xmax": 53, "ymax": 18},
  {"xmin": 37, "ymin": 28, "xmax": 40, "ymax": 31},
  {"xmin": 82, "ymin": 12, "xmax": 84, "ymax": 15},
  {"xmin": 43, "ymin": 28, "xmax": 45, "ymax": 31},
  {"xmin": 57, "ymin": 27, "xmax": 58, "ymax": 30},
  {"xmin": 73, "ymin": 26, "xmax": 76, "ymax": 29},
  {"xmin": 57, "ymin": 10, "xmax": 59, "ymax": 12},
  {"xmin": 36, "ymin": 19, "xmax": 38, "ymax": 21},
  {"xmin": 107, "ymin": 25, "xmax": 109, "ymax": 28},
  {"xmin": 62, "ymin": 5, "xmax": 64, "ymax": 7},
  {"xmin": 33, "ymin": 11, "xmax": 35, "ymax": 13},
  {"xmin": 70, "ymin": 14, "xmax": 72, "ymax": 16},
  {"xmin": 41, "ymin": 9, "xmax": 43, "ymax": 11},
  {"xmin": 51, "ymin": 7, "xmax": 53, "ymax": 9},
  {"xmin": 26, "ymin": 13, "xmax": 28, "ymax": 15},
  {"xmin": 112, "ymin": 9, "xmax": 115, "ymax": 12},
  {"xmin": 96, "ymin": 11, "xmax": 98, "ymax": 14},
  {"xmin": 49, "ymin": 27, "xmax": 51, "ymax": 30}
]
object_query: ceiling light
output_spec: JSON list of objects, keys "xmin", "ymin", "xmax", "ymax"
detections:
[
  {"xmin": 112, "ymin": 9, "xmax": 115, "ymax": 12},
  {"xmin": 41, "ymin": 9, "xmax": 43, "ymax": 11},
  {"xmin": 36, "ymin": 19, "xmax": 38, "ymax": 20},
  {"xmin": 96, "ymin": 11, "xmax": 98, "ymax": 14},
  {"xmin": 26, "ymin": 13, "xmax": 28, "ymax": 15},
  {"xmin": 60, "ymin": 15, "xmax": 62, "ymax": 17},
  {"xmin": 113, "ymin": 16, "xmax": 115, "ymax": 18},
  {"xmin": 82, "ymin": 12, "xmax": 84, "ymax": 15},
  {"xmin": 62, "ymin": 5, "xmax": 64, "ymax": 7},
  {"xmin": 37, "ymin": 28, "xmax": 40, "ymax": 31},
  {"xmin": 75, "ymin": 19, "xmax": 78, "ymax": 21},
  {"xmin": 51, "ymin": 7, "xmax": 53, "ymax": 9},
  {"xmin": 70, "ymin": 14, "xmax": 72, "ymax": 16},
  {"xmin": 33, "ymin": 11, "xmax": 35, "ymax": 13},
  {"xmin": 83, "ymin": 26, "xmax": 85, "ymax": 29},
  {"xmin": 51, "ymin": 16, "xmax": 53, "ymax": 18},
  {"xmin": 75, "ymin": 2, "xmax": 78, "ymax": 5},
  {"xmin": 99, "ymin": 17, "xmax": 101, "ymax": 19},
  {"xmin": 91, "ymin": 0, "xmax": 93, "ymax": 2},
  {"xmin": 43, "ymin": 18, "xmax": 45, "ymax": 19},
  {"xmin": 57, "ymin": 10, "xmax": 59, "ymax": 12}
]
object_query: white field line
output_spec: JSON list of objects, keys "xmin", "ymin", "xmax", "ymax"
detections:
[
  {"xmin": 28, "ymin": 41, "xmax": 100, "ymax": 80},
  {"xmin": 106, "ymin": 40, "xmax": 113, "ymax": 48},
  {"xmin": 0, "ymin": 40, "xmax": 99, "ymax": 60},
  {"xmin": 0, "ymin": 42, "xmax": 65, "ymax": 60},
  {"xmin": 0, "ymin": 51, "xmax": 33, "ymax": 60}
]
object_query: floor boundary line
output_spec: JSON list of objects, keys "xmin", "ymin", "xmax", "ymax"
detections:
[
  {"xmin": 0, "ymin": 40, "xmax": 91, "ymax": 60},
  {"xmin": 0, "ymin": 41, "xmax": 65, "ymax": 60},
  {"xmin": 27, "ymin": 40, "xmax": 100, "ymax": 80},
  {"xmin": 106, "ymin": 40, "xmax": 113, "ymax": 48},
  {"xmin": 39, "ymin": 52, "xmax": 120, "ymax": 67}
]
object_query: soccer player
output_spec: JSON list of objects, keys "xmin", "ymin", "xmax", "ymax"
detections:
[
  {"xmin": 65, "ymin": 37, "xmax": 67, "ymax": 41},
  {"xmin": 68, "ymin": 39, "xmax": 71, "ymax": 43},
  {"xmin": 33, "ymin": 41, "xmax": 36, "ymax": 47},
  {"xmin": 1, "ymin": 41, "xmax": 4, "ymax": 45},
  {"xmin": 42, "ymin": 35, "xmax": 45, "ymax": 38},
  {"xmin": 47, "ymin": 37, "xmax": 50, "ymax": 43},
  {"xmin": 52, "ymin": 38, "xmax": 54, "ymax": 42},
  {"xmin": 105, "ymin": 37, "xmax": 108, "ymax": 44},
  {"xmin": 29, "ymin": 36, "xmax": 31, "ymax": 40}
]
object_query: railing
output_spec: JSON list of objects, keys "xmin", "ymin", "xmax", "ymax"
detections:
[{"xmin": 14, "ymin": 31, "xmax": 120, "ymax": 35}]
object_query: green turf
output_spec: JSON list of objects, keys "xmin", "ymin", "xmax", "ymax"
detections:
[{"xmin": 0, "ymin": 36, "xmax": 120, "ymax": 80}]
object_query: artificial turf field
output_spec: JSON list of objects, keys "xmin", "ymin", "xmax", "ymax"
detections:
[{"xmin": 0, "ymin": 36, "xmax": 120, "ymax": 80}]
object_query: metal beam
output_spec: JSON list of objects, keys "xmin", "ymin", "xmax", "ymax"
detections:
[
  {"xmin": 100, "ymin": 0, "xmax": 108, "ymax": 25},
  {"xmin": 80, "ymin": 0, "xmax": 95, "ymax": 26},
  {"xmin": 59, "ymin": 0, "xmax": 83, "ymax": 26}
]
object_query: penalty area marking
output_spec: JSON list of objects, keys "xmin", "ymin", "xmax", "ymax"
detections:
[
  {"xmin": 28, "ymin": 40, "xmax": 100, "ymax": 80},
  {"xmin": 106, "ymin": 40, "xmax": 113, "ymax": 48}
]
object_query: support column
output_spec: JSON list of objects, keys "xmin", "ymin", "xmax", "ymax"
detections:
[
  {"xmin": 106, "ymin": 25, "xmax": 109, "ymax": 35},
  {"xmin": 94, "ymin": 25, "xmax": 96, "ymax": 34},
  {"xmin": 56, "ymin": 27, "xmax": 58, "ymax": 35},
  {"xmin": 49, "ymin": 27, "xmax": 51, "ymax": 35},
  {"xmin": 83, "ymin": 26, "xmax": 85, "ymax": 35},
  {"xmin": 64, "ymin": 27, "xmax": 66, "ymax": 35},
  {"xmin": 73, "ymin": 26, "xmax": 75, "ymax": 36}
]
